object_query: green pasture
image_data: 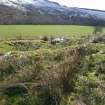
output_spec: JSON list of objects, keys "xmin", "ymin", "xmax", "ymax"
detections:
[{"xmin": 0, "ymin": 25, "xmax": 99, "ymax": 39}]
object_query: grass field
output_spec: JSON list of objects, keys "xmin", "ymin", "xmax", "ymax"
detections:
[{"xmin": 0, "ymin": 25, "xmax": 100, "ymax": 39}]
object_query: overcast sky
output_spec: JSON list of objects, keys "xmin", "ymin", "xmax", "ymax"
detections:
[{"xmin": 50, "ymin": 0, "xmax": 105, "ymax": 10}]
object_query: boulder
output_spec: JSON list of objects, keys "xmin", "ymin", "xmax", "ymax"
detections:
[{"xmin": 51, "ymin": 37, "xmax": 69, "ymax": 45}]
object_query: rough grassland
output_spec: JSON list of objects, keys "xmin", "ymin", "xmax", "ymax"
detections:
[
  {"xmin": 0, "ymin": 25, "xmax": 95, "ymax": 39},
  {"xmin": 0, "ymin": 25, "xmax": 105, "ymax": 105},
  {"xmin": 0, "ymin": 35, "xmax": 105, "ymax": 105}
]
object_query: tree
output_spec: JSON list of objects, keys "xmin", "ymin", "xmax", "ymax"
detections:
[{"xmin": 93, "ymin": 26, "xmax": 103, "ymax": 34}]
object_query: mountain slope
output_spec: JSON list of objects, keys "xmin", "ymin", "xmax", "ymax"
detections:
[{"xmin": 0, "ymin": 0, "xmax": 105, "ymax": 25}]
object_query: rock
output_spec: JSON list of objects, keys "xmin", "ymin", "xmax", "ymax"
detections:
[
  {"xmin": 4, "ymin": 51, "xmax": 11, "ymax": 57},
  {"xmin": 51, "ymin": 37, "xmax": 69, "ymax": 45},
  {"xmin": 0, "ymin": 52, "xmax": 13, "ymax": 61},
  {"xmin": 99, "ymin": 50, "xmax": 105, "ymax": 54}
]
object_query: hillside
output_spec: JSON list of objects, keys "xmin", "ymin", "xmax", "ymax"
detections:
[{"xmin": 0, "ymin": 0, "xmax": 105, "ymax": 25}]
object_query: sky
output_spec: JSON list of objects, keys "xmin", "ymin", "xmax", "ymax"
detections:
[{"xmin": 50, "ymin": 0, "xmax": 105, "ymax": 10}]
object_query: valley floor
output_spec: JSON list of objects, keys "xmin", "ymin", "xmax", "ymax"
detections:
[{"xmin": 0, "ymin": 25, "xmax": 95, "ymax": 39}]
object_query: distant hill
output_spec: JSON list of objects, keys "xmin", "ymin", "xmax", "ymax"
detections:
[{"xmin": 0, "ymin": 0, "xmax": 105, "ymax": 25}]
